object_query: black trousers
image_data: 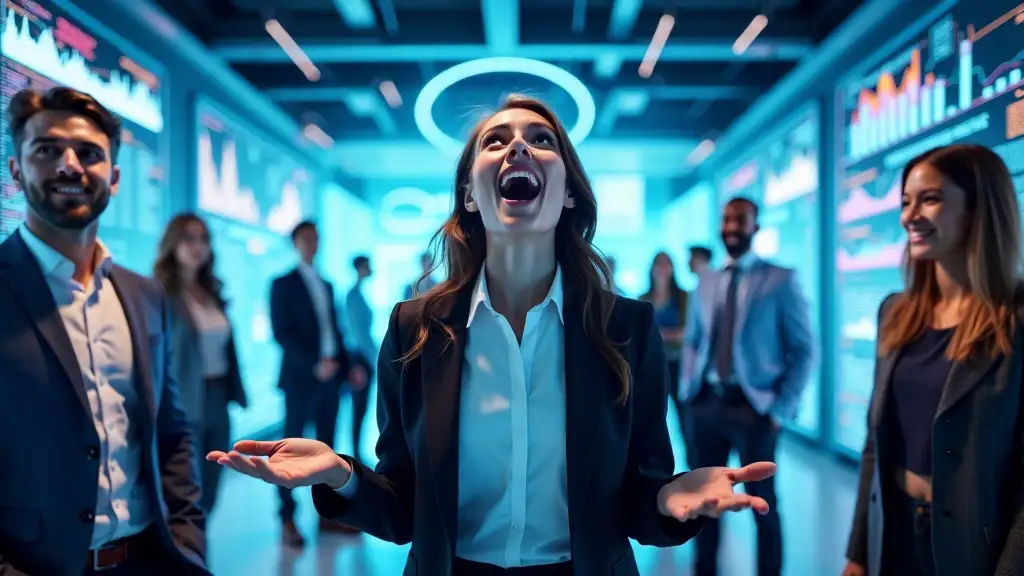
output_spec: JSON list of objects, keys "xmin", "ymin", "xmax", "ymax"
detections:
[
  {"xmin": 686, "ymin": 385, "xmax": 782, "ymax": 576},
  {"xmin": 881, "ymin": 488, "xmax": 936, "ymax": 576},
  {"xmin": 82, "ymin": 527, "xmax": 208, "ymax": 575},
  {"xmin": 198, "ymin": 377, "xmax": 232, "ymax": 515},
  {"xmin": 278, "ymin": 380, "xmax": 343, "ymax": 520},
  {"xmin": 452, "ymin": 558, "xmax": 572, "ymax": 575}
]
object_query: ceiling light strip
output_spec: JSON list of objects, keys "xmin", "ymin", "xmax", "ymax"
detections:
[
  {"xmin": 265, "ymin": 19, "xmax": 321, "ymax": 81},
  {"xmin": 733, "ymin": 14, "xmax": 768, "ymax": 55},
  {"xmin": 638, "ymin": 14, "xmax": 675, "ymax": 78}
]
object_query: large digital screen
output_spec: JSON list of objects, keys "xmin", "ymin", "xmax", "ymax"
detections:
[
  {"xmin": 1, "ymin": 0, "xmax": 168, "ymax": 273},
  {"xmin": 833, "ymin": 1, "xmax": 1024, "ymax": 455},
  {"xmin": 195, "ymin": 98, "xmax": 320, "ymax": 439},
  {"xmin": 716, "ymin": 107, "xmax": 822, "ymax": 438}
]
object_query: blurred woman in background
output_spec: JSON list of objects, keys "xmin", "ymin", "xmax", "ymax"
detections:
[
  {"xmin": 844, "ymin": 144, "xmax": 1024, "ymax": 576},
  {"xmin": 640, "ymin": 251, "xmax": 691, "ymax": 460},
  {"xmin": 155, "ymin": 213, "xmax": 248, "ymax": 514}
]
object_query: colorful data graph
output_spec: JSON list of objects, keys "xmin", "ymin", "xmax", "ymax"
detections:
[
  {"xmin": 838, "ymin": 174, "xmax": 901, "ymax": 223},
  {"xmin": 1, "ymin": 10, "xmax": 163, "ymax": 133},
  {"xmin": 846, "ymin": 5, "xmax": 1024, "ymax": 162},
  {"xmin": 765, "ymin": 151, "xmax": 817, "ymax": 207}
]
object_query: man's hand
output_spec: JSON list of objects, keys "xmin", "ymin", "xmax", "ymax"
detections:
[
  {"xmin": 315, "ymin": 358, "xmax": 339, "ymax": 382},
  {"xmin": 348, "ymin": 365, "xmax": 368, "ymax": 390}
]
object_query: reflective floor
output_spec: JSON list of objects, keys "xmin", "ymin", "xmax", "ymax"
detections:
[{"xmin": 207, "ymin": 399, "xmax": 859, "ymax": 575}]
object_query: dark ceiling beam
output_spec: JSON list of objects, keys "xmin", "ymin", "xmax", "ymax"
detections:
[
  {"xmin": 376, "ymin": 0, "xmax": 399, "ymax": 36},
  {"xmin": 213, "ymin": 39, "xmax": 812, "ymax": 63},
  {"xmin": 572, "ymin": 0, "xmax": 587, "ymax": 33}
]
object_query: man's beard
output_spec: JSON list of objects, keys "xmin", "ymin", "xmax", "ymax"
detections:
[
  {"xmin": 22, "ymin": 178, "xmax": 110, "ymax": 230},
  {"xmin": 723, "ymin": 233, "xmax": 753, "ymax": 258}
]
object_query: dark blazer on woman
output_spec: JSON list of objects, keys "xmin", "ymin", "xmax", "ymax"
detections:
[
  {"xmin": 848, "ymin": 293, "xmax": 1024, "ymax": 576},
  {"xmin": 167, "ymin": 295, "xmax": 248, "ymax": 424},
  {"xmin": 311, "ymin": 281, "xmax": 705, "ymax": 575}
]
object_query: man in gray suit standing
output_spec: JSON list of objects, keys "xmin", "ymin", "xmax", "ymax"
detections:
[{"xmin": 680, "ymin": 196, "xmax": 814, "ymax": 576}]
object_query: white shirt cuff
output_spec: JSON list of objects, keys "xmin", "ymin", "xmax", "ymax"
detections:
[{"xmin": 334, "ymin": 470, "xmax": 359, "ymax": 497}]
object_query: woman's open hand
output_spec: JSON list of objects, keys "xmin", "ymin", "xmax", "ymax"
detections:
[{"xmin": 207, "ymin": 438, "xmax": 351, "ymax": 489}]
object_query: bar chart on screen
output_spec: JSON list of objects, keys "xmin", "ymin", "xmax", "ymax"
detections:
[{"xmin": 845, "ymin": 4, "xmax": 1024, "ymax": 162}]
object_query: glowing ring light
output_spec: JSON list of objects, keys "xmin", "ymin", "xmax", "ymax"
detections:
[{"xmin": 414, "ymin": 57, "xmax": 596, "ymax": 154}]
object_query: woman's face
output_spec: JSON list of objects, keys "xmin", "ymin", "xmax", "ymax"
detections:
[
  {"xmin": 900, "ymin": 162, "xmax": 969, "ymax": 262},
  {"xmin": 467, "ymin": 107, "xmax": 572, "ymax": 234},
  {"xmin": 174, "ymin": 220, "xmax": 211, "ymax": 272},
  {"xmin": 653, "ymin": 254, "xmax": 674, "ymax": 282}
]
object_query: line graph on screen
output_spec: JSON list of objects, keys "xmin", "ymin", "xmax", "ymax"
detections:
[{"xmin": 2, "ymin": 10, "xmax": 163, "ymax": 132}]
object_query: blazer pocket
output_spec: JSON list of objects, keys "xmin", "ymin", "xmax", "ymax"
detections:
[
  {"xmin": 0, "ymin": 505, "xmax": 42, "ymax": 542},
  {"xmin": 611, "ymin": 552, "xmax": 640, "ymax": 576}
]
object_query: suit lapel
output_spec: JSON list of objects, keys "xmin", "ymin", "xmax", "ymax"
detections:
[
  {"xmin": 420, "ymin": 289, "xmax": 471, "ymax": 554},
  {"xmin": 937, "ymin": 353, "xmax": 1000, "ymax": 419},
  {"xmin": 563, "ymin": 296, "xmax": 601, "ymax": 536},
  {"xmin": 735, "ymin": 261, "xmax": 767, "ymax": 333},
  {"xmin": 0, "ymin": 233, "xmax": 91, "ymax": 415},
  {"xmin": 869, "ymin": 348, "xmax": 901, "ymax": 428},
  {"xmin": 109, "ymin": 268, "xmax": 157, "ymax": 422}
]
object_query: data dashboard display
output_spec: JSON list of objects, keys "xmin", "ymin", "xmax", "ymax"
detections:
[
  {"xmin": 716, "ymin": 107, "xmax": 822, "ymax": 438},
  {"xmin": 195, "ymin": 98, "xmax": 320, "ymax": 439},
  {"xmin": 834, "ymin": 2, "xmax": 1024, "ymax": 455},
  {"xmin": 1, "ymin": 0, "xmax": 168, "ymax": 273}
]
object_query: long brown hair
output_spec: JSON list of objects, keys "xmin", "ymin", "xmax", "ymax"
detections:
[
  {"xmin": 879, "ymin": 144, "xmax": 1022, "ymax": 361},
  {"xmin": 153, "ymin": 213, "xmax": 224, "ymax": 307},
  {"xmin": 401, "ymin": 95, "xmax": 632, "ymax": 403}
]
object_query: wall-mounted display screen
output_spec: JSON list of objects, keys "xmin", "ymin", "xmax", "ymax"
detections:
[
  {"xmin": 1, "ymin": 0, "xmax": 168, "ymax": 273},
  {"xmin": 716, "ymin": 106, "xmax": 822, "ymax": 438},
  {"xmin": 833, "ymin": 1, "xmax": 1024, "ymax": 455},
  {"xmin": 195, "ymin": 98, "xmax": 320, "ymax": 439}
]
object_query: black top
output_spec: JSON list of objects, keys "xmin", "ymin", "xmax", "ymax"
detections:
[{"xmin": 888, "ymin": 327, "xmax": 954, "ymax": 475}]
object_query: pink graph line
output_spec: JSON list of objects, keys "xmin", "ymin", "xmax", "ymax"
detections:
[
  {"xmin": 837, "ymin": 242, "xmax": 905, "ymax": 272},
  {"xmin": 838, "ymin": 177, "xmax": 901, "ymax": 223}
]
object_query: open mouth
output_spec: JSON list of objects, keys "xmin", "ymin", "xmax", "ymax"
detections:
[
  {"xmin": 908, "ymin": 229, "xmax": 934, "ymax": 244},
  {"xmin": 498, "ymin": 167, "xmax": 542, "ymax": 204}
]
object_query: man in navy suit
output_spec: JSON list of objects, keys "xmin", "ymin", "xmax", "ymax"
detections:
[
  {"xmin": 681, "ymin": 196, "xmax": 814, "ymax": 576},
  {"xmin": 0, "ymin": 87, "xmax": 206, "ymax": 574}
]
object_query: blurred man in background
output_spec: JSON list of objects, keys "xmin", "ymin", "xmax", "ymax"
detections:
[
  {"xmin": 344, "ymin": 254, "xmax": 375, "ymax": 464},
  {"xmin": 403, "ymin": 251, "xmax": 437, "ymax": 299},
  {"xmin": 680, "ymin": 197, "xmax": 814, "ymax": 576}
]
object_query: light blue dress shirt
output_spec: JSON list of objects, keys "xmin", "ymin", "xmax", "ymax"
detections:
[
  {"xmin": 19, "ymin": 225, "xmax": 150, "ymax": 549},
  {"xmin": 338, "ymin": 267, "xmax": 571, "ymax": 567},
  {"xmin": 297, "ymin": 262, "xmax": 337, "ymax": 357},
  {"xmin": 704, "ymin": 250, "xmax": 759, "ymax": 384},
  {"xmin": 345, "ymin": 283, "xmax": 375, "ymax": 364}
]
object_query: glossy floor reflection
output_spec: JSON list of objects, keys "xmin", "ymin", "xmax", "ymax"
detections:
[{"xmin": 208, "ymin": 400, "xmax": 858, "ymax": 575}]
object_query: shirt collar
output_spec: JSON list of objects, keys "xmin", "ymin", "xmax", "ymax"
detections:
[
  {"xmin": 725, "ymin": 250, "xmax": 759, "ymax": 271},
  {"xmin": 466, "ymin": 265, "xmax": 565, "ymax": 328},
  {"xmin": 18, "ymin": 223, "xmax": 113, "ymax": 281}
]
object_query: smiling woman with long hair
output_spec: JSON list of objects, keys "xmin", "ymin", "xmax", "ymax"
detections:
[
  {"xmin": 154, "ymin": 213, "xmax": 248, "ymax": 514},
  {"xmin": 844, "ymin": 144, "xmax": 1024, "ymax": 576},
  {"xmin": 208, "ymin": 95, "xmax": 775, "ymax": 575}
]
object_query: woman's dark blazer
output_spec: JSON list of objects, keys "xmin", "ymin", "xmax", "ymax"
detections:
[
  {"xmin": 847, "ymin": 293, "xmax": 1024, "ymax": 576},
  {"xmin": 311, "ymin": 282, "xmax": 705, "ymax": 576},
  {"xmin": 167, "ymin": 294, "xmax": 248, "ymax": 424}
]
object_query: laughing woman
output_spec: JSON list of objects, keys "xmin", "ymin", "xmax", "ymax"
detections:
[{"xmin": 208, "ymin": 95, "xmax": 776, "ymax": 576}]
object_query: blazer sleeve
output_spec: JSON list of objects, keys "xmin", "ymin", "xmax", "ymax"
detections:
[
  {"xmin": 311, "ymin": 302, "xmax": 416, "ymax": 544},
  {"xmin": 622, "ymin": 301, "xmax": 705, "ymax": 547},
  {"xmin": 846, "ymin": 293, "xmax": 898, "ymax": 565},
  {"xmin": 996, "ymin": 353, "xmax": 1024, "ymax": 574},
  {"xmin": 154, "ymin": 288, "xmax": 207, "ymax": 567}
]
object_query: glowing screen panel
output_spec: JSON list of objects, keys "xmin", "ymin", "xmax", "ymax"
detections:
[
  {"xmin": 0, "ymin": 0, "xmax": 168, "ymax": 273},
  {"xmin": 195, "ymin": 97, "xmax": 320, "ymax": 439},
  {"xmin": 834, "ymin": 2, "xmax": 1024, "ymax": 455},
  {"xmin": 716, "ymin": 107, "xmax": 822, "ymax": 438}
]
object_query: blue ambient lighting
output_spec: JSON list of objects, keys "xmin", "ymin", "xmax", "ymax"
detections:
[{"xmin": 414, "ymin": 57, "xmax": 596, "ymax": 154}]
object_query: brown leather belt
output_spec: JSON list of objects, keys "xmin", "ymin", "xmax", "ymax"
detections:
[{"xmin": 86, "ymin": 530, "xmax": 150, "ymax": 571}]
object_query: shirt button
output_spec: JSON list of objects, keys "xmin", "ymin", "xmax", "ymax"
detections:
[
  {"xmin": 86, "ymin": 446, "xmax": 99, "ymax": 459},
  {"xmin": 80, "ymin": 511, "xmax": 94, "ymax": 522}
]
